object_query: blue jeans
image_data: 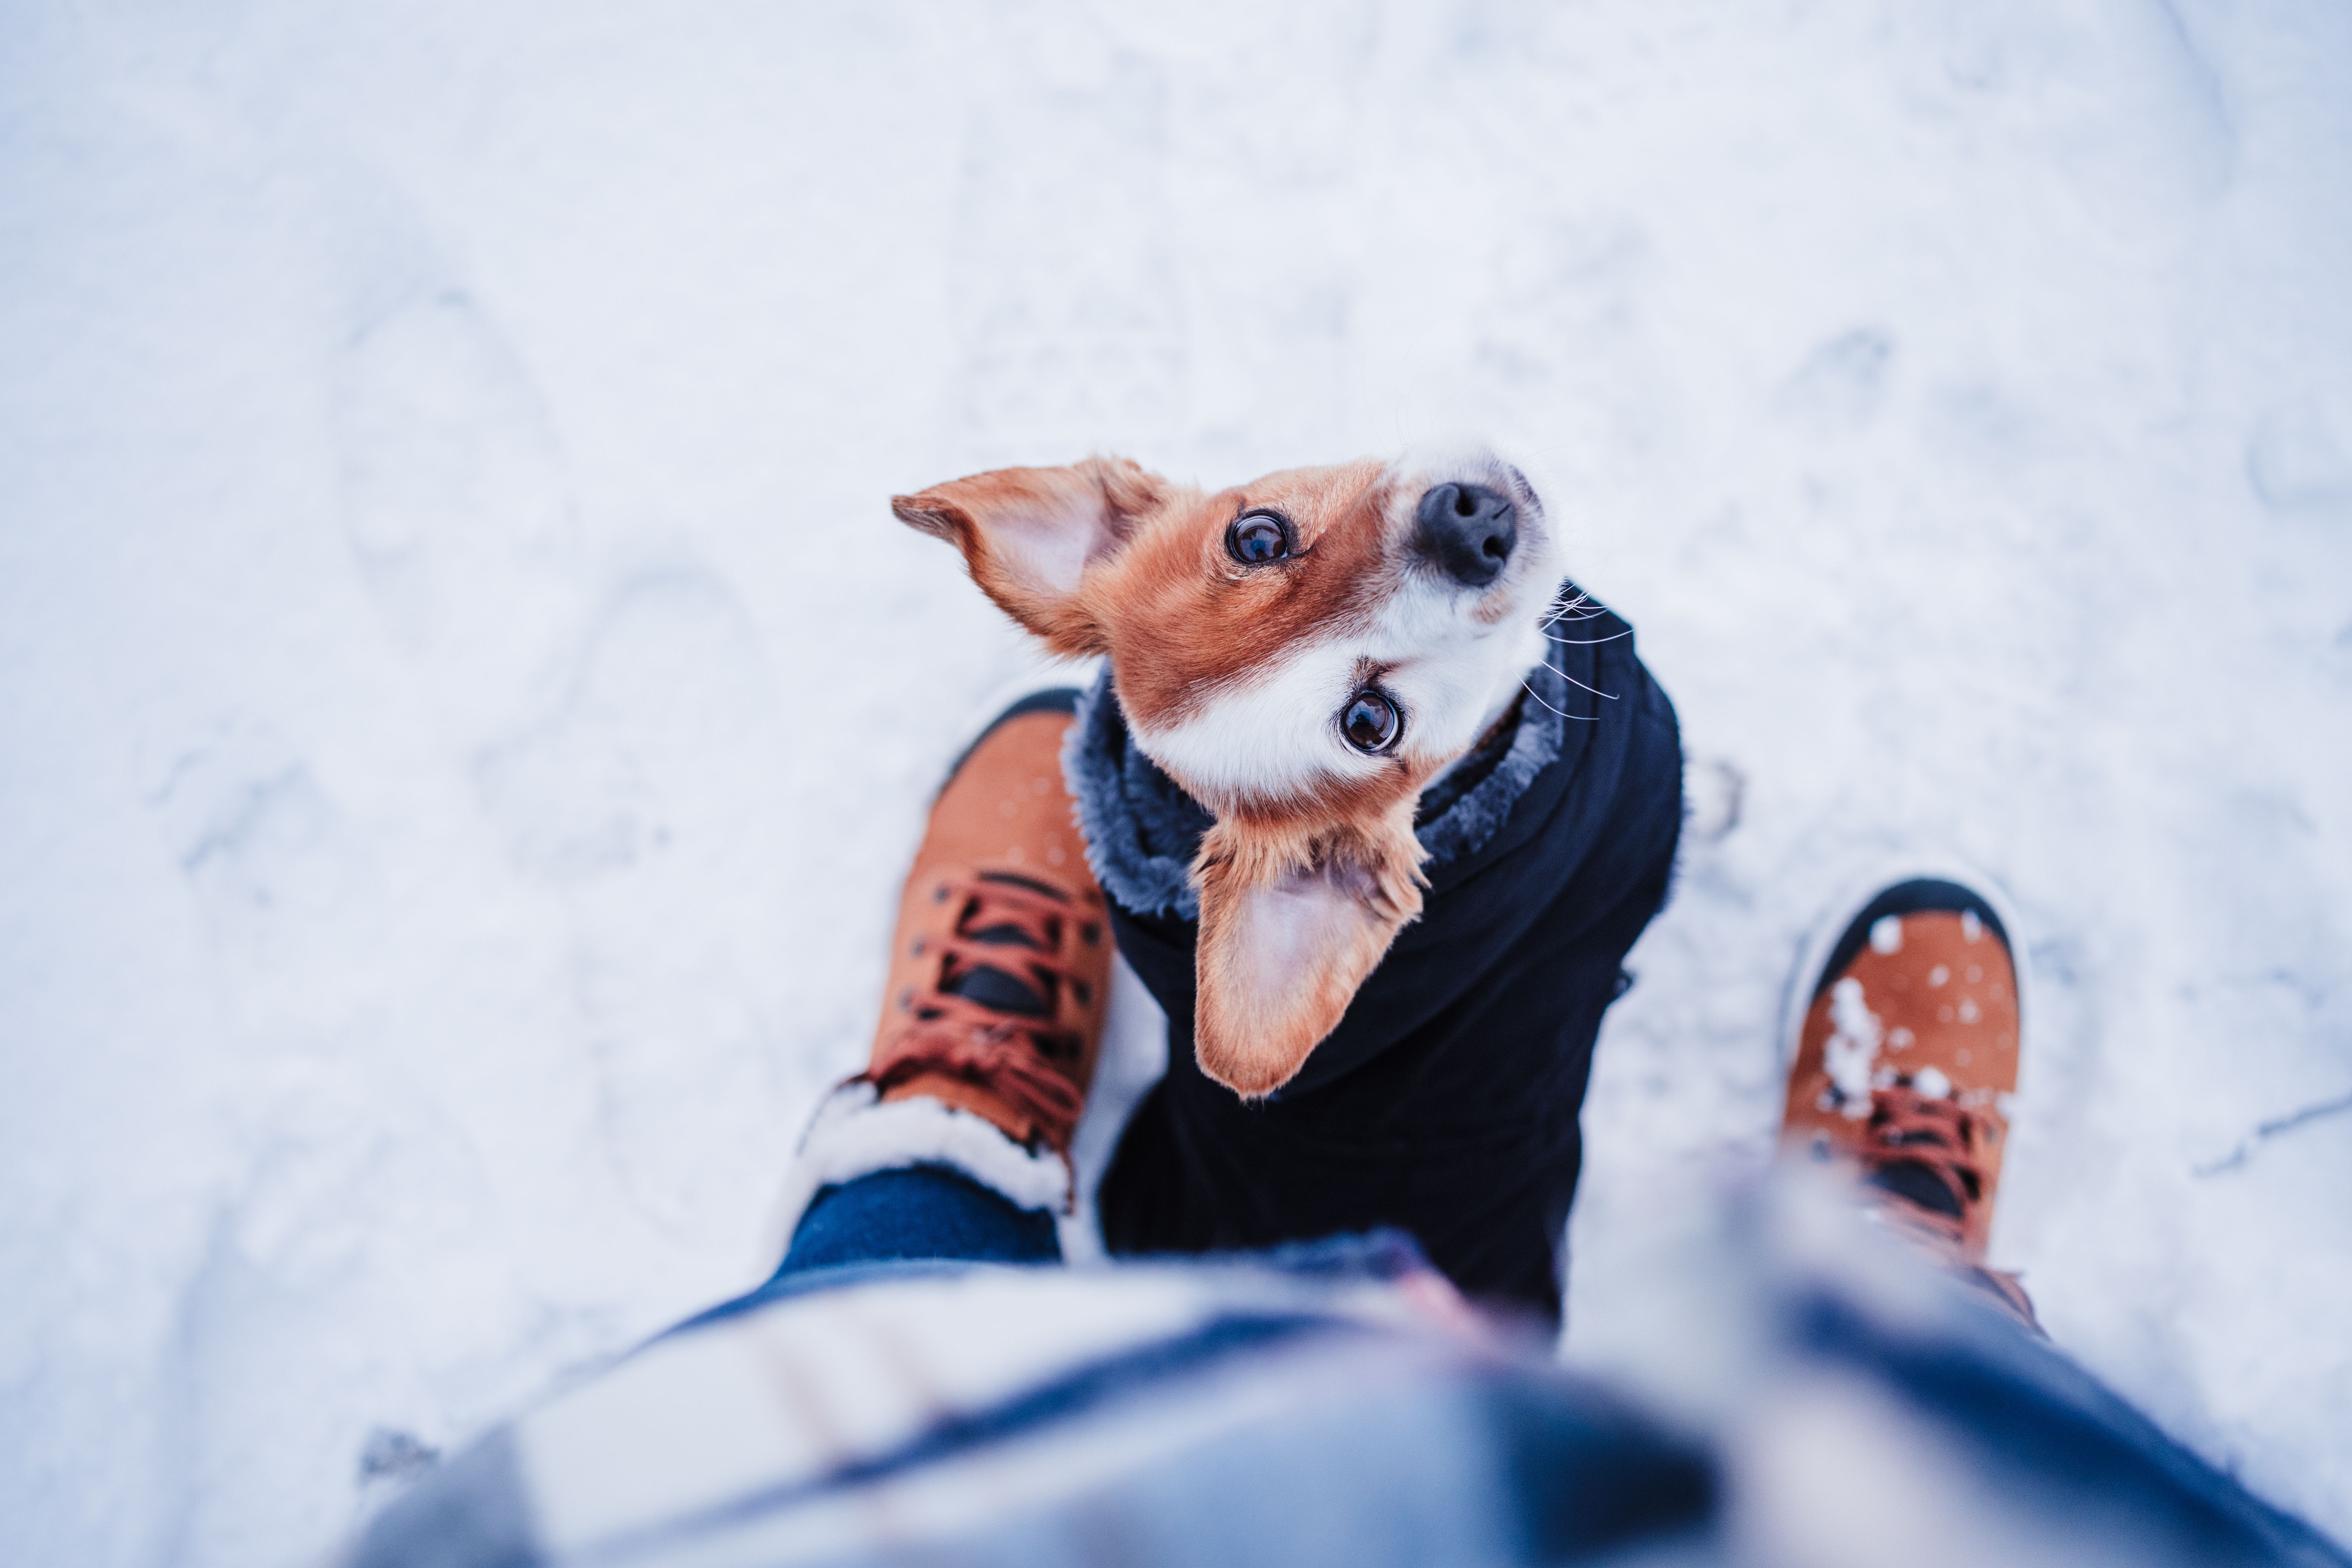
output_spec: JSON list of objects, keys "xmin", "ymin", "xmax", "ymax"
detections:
[
  {"xmin": 668, "ymin": 1165, "xmax": 1058, "ymax": 1336},
  {"xmin": 783, "ymin": 1165, "xmax": 1063, "ymax": 1270}
]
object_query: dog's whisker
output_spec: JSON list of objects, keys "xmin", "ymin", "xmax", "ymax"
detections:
[
  {"xmin": 1521, "ymin": 678, "xmax": 1602, "ymax": 723},
  {"xmin": 1541, "ymin": 628, "xmax": 1633, "ymax": 646},
  {"xmin": 1539, "ymin": 599, "xmax": 1607, "ymax": 628},
  {"xmin": 1559, "ymin": 670, "xmax": 1621, "ymax": 701}
]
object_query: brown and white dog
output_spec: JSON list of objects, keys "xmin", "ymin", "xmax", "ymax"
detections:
[{"xmin": 895, "ymin": 446, "xmax": 1564, "ymax": 1100}]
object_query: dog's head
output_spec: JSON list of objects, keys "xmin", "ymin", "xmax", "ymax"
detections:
[{"xmin": 895, "ymin": 446, "xmax": 1562, "ymax": 1098}]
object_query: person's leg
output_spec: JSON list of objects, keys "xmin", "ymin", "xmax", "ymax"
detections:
[
  {"xmin": 1778, "ymin": 872, "xmax": 2037, "ymax": 1322},
  {"xmin": 679, "ymin": 1167, "xmax": 1061, "ymax": 1333},
  {"xmin": 700, "ymin": 690, "xmax": 1111, "ymax": 1325},
  {"xmin": 1780, "ymin": 1250, "xmax": 2351, "ymax": 1566},
  {"xmin": 777, "ymin": 1166, "xmax": 1060, "ymax": 1272},
  {"xmin": 1759, "ymin": 875, "xmax": 2351, "ymax": 1558}
]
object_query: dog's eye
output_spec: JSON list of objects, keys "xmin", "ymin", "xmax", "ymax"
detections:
[
  {"xmin": 1227, "ymin": 512, "xmax": 1291, "ymax": 564},
  {"xmin": 1340, "ymin": 690, "xmax": 1401, "ymax": 755}
]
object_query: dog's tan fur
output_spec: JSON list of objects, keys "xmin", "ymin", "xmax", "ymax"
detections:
[{"xmin": 1187, "ymin": 808, "xmax": 1426, "ymax": 1094}]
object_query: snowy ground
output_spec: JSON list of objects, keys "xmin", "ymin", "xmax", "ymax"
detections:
[{"xmin": 4, "ymin": 1, "xmax": 2350, "ymax": 1562}]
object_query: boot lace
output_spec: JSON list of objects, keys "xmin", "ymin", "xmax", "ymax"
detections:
[
  {"xmin": 1857, "ymin": 1082, "xmax": 2042, "ymax": 1331},
  {"xmin": 869, "ymin": 871, "xmax": 1093, "ymax": 1149},
  {"xmin": 1857, "ymin": 1083, "xmax": 1991, "ymax": 1249}
]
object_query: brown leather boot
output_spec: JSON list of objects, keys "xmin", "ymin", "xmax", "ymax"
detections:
[
  {"xmin": 1781, "ymin": 877, "xmax": 2040, "ymax": 1328},
  {"xmin": 861, "ymin": 691, "xmax": 1112, "ymax": 1161}
]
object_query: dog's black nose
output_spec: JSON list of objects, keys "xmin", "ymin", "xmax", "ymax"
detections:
[{"xmin": 1415, "ymin": 483, "xmax": 1517, "ymax": 588}]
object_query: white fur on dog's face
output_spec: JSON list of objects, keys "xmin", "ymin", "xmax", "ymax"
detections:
[
  {"xmin": 894, "ymin": 441, "xmax": 1565, "ymax": 1099},
  {"xmin": 1133, "ymin": 445, "xmax": 1560, "ymax": 814}
]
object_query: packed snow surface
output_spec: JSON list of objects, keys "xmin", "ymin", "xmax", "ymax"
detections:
[{"xmin": 4, "ymin": 1, "xmax": 2351, "ymax": 1561}]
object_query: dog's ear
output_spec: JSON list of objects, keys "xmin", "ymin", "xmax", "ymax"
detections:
[
  {"xmin": 1188, "ymin": 812, "xmax": 1427, "ymax": 1099},
  {"xmin": 893, "ymin": 457, "xmax": 1166, "ymax": 655}
]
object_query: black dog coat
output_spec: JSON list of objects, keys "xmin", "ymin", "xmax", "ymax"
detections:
[{"xmin": 1065, "ymin": 586, "xmax": 1684, "ymax": 1324}]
